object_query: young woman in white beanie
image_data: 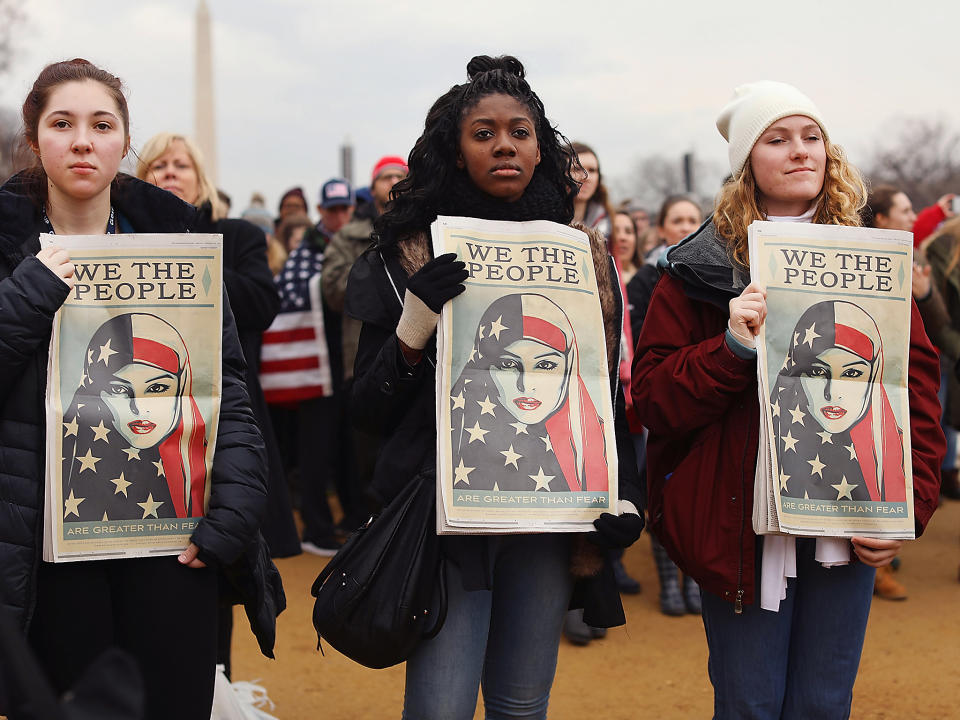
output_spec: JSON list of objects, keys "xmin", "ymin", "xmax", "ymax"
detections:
[{"xmin": 631, "ymin": 81, "xmax": 945, "ymax": 718}]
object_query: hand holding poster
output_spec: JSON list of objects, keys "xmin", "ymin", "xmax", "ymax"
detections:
[
  {"xmin": 432, "ymin": 216, "xmax": 617, "ymax": 534},
  {"xmin": 43, "ymin": 234, "xmax": 222, "ymax": 561},
  {"xmin": 748, "ymin": 221, "xmax": 914, "ymax": 539}
]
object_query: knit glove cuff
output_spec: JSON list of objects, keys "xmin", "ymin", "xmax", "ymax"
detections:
[{"xmin": 396, "ymin": 291, "xmax": 440, "ymax": 351}]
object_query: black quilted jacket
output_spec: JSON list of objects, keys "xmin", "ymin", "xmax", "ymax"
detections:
[{"xmin": 0, "ymin": 174, "xmax": 273, "ymax": 635}]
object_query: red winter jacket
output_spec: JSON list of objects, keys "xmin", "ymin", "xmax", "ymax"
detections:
[
  {"xmin": 631, "ymin": 221, "xmax": 944, "ymax": 610},
  {"xmin": 913, "ymin": 203, "xmax": 946, "ymax": 248}
]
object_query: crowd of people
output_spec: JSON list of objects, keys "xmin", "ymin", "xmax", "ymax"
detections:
[{"xmin": 0, "ymin": 54, "xmax": 956, "ymax": 720}]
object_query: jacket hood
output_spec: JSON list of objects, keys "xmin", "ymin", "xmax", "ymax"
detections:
[
  {"xmin": 0, "ymin": 172, "xmax": 199, "ymax": 252},
  {"xmin": 662, "ymin": 216, "xmax": 750, "ymax": 309}
]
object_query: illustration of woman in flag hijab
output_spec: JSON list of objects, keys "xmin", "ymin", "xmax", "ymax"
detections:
[
  {"xmin": 450, "ymin": 293, "xmax": 609, "ymax": 493},
  {"xmin": 772, "ymin": 300, "xmax": 906, "ymax": 503},
  {"xmin": 61, "ymin": 313, "xmax": 208, "ymax": 522}
]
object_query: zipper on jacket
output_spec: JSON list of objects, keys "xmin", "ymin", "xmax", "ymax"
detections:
[
  {"xmin": 26, "ymin": 344, "xmax": 47, "ymax": 629},
  {"xmin": 734, "ymin": 401, "xmax": 754, "ymax": 615}
]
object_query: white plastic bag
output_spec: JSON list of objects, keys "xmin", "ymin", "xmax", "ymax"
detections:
[{"xmin": 210, "ymin": 665, "xmax": 279, "ymax": 720}]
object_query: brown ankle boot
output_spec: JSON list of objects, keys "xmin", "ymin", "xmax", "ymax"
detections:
[{"xmin": 874, "ymin": 564, "xmax": 907, "ymax": 601}]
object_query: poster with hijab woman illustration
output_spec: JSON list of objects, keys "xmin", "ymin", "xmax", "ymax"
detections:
[
  {"xmin": 433, "ymin": 216, "xmax": 617, "ymax": 533},
  {"xmin": 749, "ymin": 221, "xmax": 915, "ymax": 538},
  {"xmin": 43, "ymin": 234, "xmax": 222, "ymax": 561}
]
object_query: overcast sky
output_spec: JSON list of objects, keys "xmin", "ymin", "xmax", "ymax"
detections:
[{"xmin": 2, "ymin": 0, "xmax": 958, "ymax": 217}]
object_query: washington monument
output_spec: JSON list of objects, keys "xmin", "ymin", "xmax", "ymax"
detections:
[{"xmin": 195, "ymin": 0, "xmax": 218, "ymax": 184}]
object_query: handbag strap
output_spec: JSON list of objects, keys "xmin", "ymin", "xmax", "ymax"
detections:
[
  {"xmin": 309, "ymin": 517, "xmax": 372, "ymax": 596},
  {"xmin": 379, "ymin": 249, "xmax": 437, "ymax": 370}
]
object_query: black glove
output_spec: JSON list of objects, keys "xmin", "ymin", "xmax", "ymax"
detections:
[
  {"xmin": 406, "ymin": 253, "xmax": 469, "ymax": 313},
  {"xmin": 588, "ymin": 511, "xmax": 644, "ymax": 550}
]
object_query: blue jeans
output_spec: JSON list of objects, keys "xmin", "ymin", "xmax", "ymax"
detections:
[
  {"xmin": 700, "ymin": 538, "xmax": 876, "ymax": 720},
  {"xmin": 402, "ymin": 534, "xmax": 573, "ymax": 720}
]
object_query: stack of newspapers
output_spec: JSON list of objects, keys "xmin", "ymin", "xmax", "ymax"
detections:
[
  {"xmin": 41, "ymin": 233, "xmax": 223, "ymax": 561},
  {"xmin": 431, "ymin": 216, "xmax": 618, "ymax": 535},
  {"xmin": 747, "ymin": 221, "xmax": 915, "ymax": 539}
]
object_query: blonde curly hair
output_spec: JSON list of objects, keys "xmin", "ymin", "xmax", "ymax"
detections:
[{"xmin": 714, "ymin": 139, "xmax": 866, "ymax": 270}]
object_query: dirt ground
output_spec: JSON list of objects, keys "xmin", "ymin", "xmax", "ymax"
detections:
[{"xmin": 231, "ymin": 501, "xmax": 960, "ymax": 719}]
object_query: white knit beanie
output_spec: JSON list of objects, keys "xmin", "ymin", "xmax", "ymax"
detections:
[{"xmin": 716, "ymin": 81, "xmax": 828, "ymax": 177}]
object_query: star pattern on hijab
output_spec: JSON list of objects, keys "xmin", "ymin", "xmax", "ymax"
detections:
[
  {"xmin": 90, "ymin": 420, "xmax": 111, "ymax": 442},
  {"xmin": 530, "ymin": 467, "xmax": 555, "ymax": 491},
  {"xmin": 76, "ymin": 448, "xmax": 101, "ymax": 473},
  {"xmin": 63, "ymin": 416, "xmax": 79, "ymax": 438},
  {"xmin": 137, "ymin": 493, "xmax": 164, "ymax": 519},
  {"xmin": 454, "ymin": 458, "xmax": 474, "ymax": 485},
  {"xmin": 447, "ymin": 292, "xmax": 611, "ymax": 495},
  {"xmin": 97, "ymin": 338, "xmax": 118, "ymax": 365},
  {"xmin": 770, "ymin": 302, "xmax": 895, "ymax": 503},
  {"xmin": 64, "ymin": 489, "xmax": 84, "ymax": 518},
  {"xmin": 465, "ymin": 421, "xmax": 489, "ymax": 444},
  {"xmin": 788, "ymin": 404, "xmax": 805, "ymax": 426},
  {"xmin": 450, "ymin": 386, "xmax": 564, "ymax": 492},
  {"xmin": 831, "ymin": 476, "xmax": 858, "ymax": 500},
  {"xmin": 500, "ymin": 445, "xmax": 522, "ymax": 469},
  {"xmin": 62, "ymin": 408, "xmax": 159, "ymax": 517},
  {"xmin": 111, "ymin": 472, "xmax": 132, "ymax": 497},
  {"xmin": 488, "ymin": 315, "xmax": 508, "ymax": 340},
  {"xmin": 776, "ymin": 405, "xmax": 870, "ymax": 500},
  {"xmin": 802, "ymin": 323, "xmax": 820, "ymax": 347},
  {"xmin": 509, "ymin": 421, "xmax": 528, "ymax": 435},
  {"xmin": 59, "ymin": 313, "xmax": 209, "ymax": 524},
  {"xmin": 477, "ymin": 396, "xmax": 497, "ymax": 416}
]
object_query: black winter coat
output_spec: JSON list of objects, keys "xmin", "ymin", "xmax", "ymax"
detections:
[
  {"xmin": 345, "ymin": 235, "xmax": 644, "ymax": 628},
  {"xmin": 195, "ymin": 205, "xmax": 300, "ymax": 558},
  {"xmin": 625, "ymin": 263, "xmax": 660, "ymax": 347},
  {"xmin": 0, "ymin": 174, "xmax": 279, "ymax": 646}
]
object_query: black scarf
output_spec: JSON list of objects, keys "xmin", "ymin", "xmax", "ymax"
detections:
[{"xmin": 435, "ymin": 170, "xmax": 569, "ymax": 225}]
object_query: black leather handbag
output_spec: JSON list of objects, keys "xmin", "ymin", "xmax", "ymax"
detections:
[{"xmin": 310, "ymin": 471, "xmax": 446, "ymax": 669}]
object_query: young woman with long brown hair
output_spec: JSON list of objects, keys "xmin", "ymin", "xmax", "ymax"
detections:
[{"xmin": 0, "ymin": 59, "xmax": 277, "ymax": 719}]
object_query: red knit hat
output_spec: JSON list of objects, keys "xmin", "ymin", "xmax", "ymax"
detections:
[{"xmin": 371, "ymin": 155, "xmax": 409, "ymax": 183}]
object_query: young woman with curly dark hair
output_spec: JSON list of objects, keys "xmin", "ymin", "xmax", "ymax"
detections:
[{"xmin": 346, "ymin": 55, "xmax": 643, "ymax": 719}]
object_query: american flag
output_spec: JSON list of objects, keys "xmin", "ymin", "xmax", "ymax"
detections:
[{"xmin": 260, "ymin": 244, "xmax": 333, "ymax": 404}]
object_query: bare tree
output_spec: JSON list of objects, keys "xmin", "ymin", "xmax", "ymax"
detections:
[
  {"xmin": 611, "ymin": 153, "xmax": 724, "ymax": 214},
  {"xmin": 0, "ymin": 0, "xmax": 25, "ymax": 182},
  {"xmin": 864, "ymin": 117, "xmax": 960, "ymax": 207},
  {"xmin": 0, "ymin": 107, "xmax": 29, "ymax": 182},
  {"xmin": 0, "ymin": 0, "xmax": 23, "ymax": 75}
]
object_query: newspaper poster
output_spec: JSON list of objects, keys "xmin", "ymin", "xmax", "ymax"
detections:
[
  {"xmin": 42, "ymin": 234, "xmax": 223, "ymax": 561},
  {"xmin": 749, "ymin": 221, "xmax": 914, "ymax": 538},
  {"xmin": 432, "ymin": 216, "xmax": 617, "ymax": 534}
]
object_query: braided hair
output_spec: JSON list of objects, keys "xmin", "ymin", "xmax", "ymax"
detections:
[{"xmin": 375, "ymin": 55, "xmax": 580, "ymax": 242}]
